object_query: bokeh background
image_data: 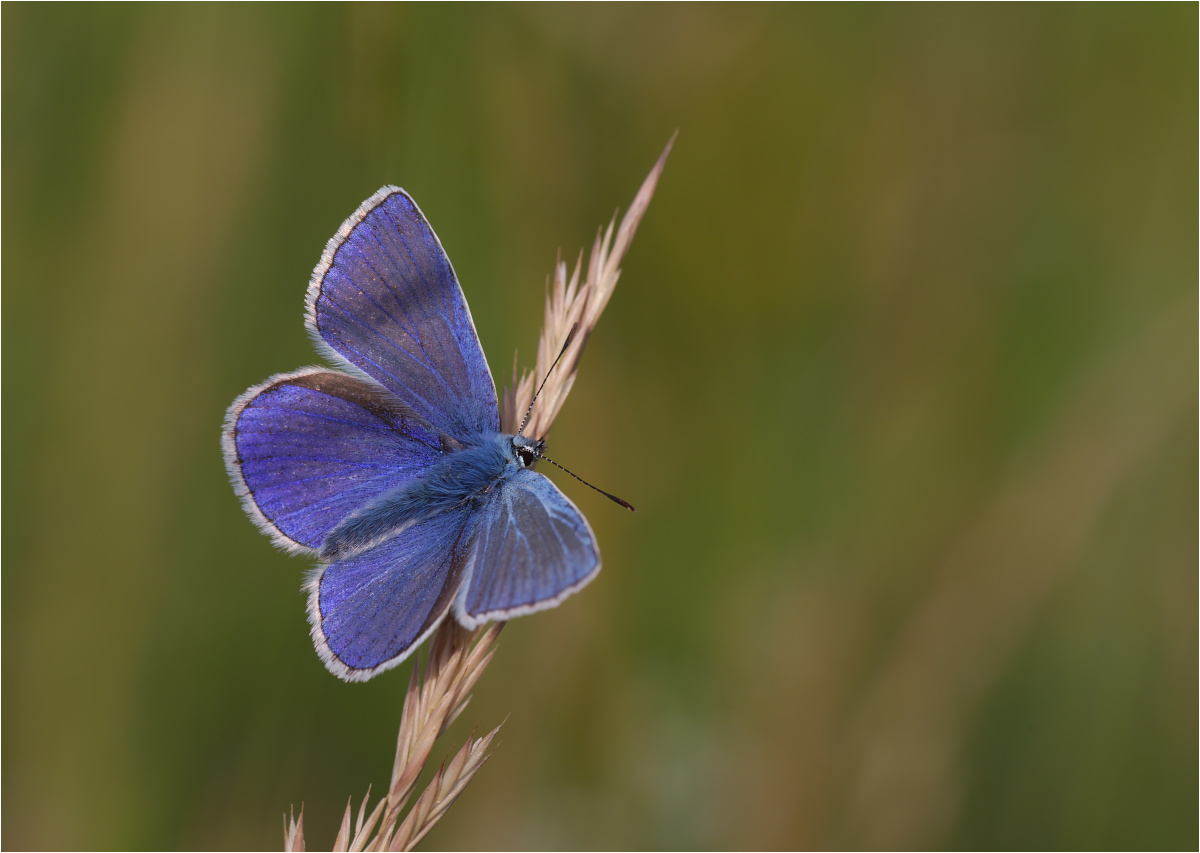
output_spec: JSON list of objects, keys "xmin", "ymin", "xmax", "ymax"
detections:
[{"xmin": 4, "ymin": 5, "xmax": 1196, "ymax": 850}]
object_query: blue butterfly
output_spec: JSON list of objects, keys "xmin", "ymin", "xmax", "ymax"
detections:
[{"xmin": 223, "ymin": 187, "xmax": 624, "ymax": 681}]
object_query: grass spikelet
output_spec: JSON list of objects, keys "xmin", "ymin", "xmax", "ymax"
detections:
[
  {"xmin": 352, "ymin": 622, "xmax": 502, "ymax": 852},
  {"xmin": 284, "ymin": 805, "xmax": 304, "ymax": 852}
]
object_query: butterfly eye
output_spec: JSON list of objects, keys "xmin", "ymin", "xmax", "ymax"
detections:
[{"xmin": 512, "ymin": 435, "xmax": 544, "ymax": 468}]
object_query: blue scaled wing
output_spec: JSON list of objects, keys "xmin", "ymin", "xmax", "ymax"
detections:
[
  {"xmin": 455, "ymin": 468, "xmax": 601, "ymax": 628},
  {"xmin": 308, "ymin": 506, "xmax": 472, "ymax": 680},
  {"xmin": 306, "ymin": 187, "xmax": 499, "ymax": 441},
  {"xmin": 223, "ymin": 368, "xmax": 443, "ymax": 553}
]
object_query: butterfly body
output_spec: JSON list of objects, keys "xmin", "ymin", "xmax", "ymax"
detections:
[
  {"xmin": 223, "ymin": 187, "xmax": 603, "ymax": 681},
  {"xmin": 320, "ymin": 432, "xmax": 536, "ymax": 563}
]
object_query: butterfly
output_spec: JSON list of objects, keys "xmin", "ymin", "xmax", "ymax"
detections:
[{"xmin": 222, "ymin": 187, "xmax": 628, "ymax": 681}]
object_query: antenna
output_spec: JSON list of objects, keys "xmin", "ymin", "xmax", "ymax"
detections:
[
  {"xmin": 537, "ymin": 452, "xmax": 636, "ymax": 512},
  {"xmin": 516, "ymin": 321, "xmax": 635, "ymax": 512},
  {"xmin": 518, "ymin": 323, "xmax": 578, "ymax": 437}
]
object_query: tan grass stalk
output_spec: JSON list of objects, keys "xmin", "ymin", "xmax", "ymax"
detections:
[
  {"xmin": 501, "ymin": 133, "xmax": 675, "ymax": 437},
  {"xmin": 285, "ymin": 136, "xmax": 673, "ymax": 851}
]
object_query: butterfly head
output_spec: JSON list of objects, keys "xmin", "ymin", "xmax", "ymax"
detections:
[{"xmin": 511, "ymin": 433, "xmax": 545, "ymax": 468}]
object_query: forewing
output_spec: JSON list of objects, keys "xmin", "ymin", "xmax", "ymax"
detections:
[
  {"xmin": 306, "ymin": 187, "xmax": 499, "ymax": 440},
  {"xmin": 455, "ymin": 469, "xmax": 600, "ymax": 628},
  {"xmin": 308, "ymin": 507, "xmax": 472, "ymax": 680},
  {"xmin": 223, "ymin": 368, "xmax": 442, "ymax": 553}
]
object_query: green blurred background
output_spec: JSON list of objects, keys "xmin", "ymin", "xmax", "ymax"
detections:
[{"xmin": 4, "ymin": 4, "xmax": 1196, "ymax": 849}]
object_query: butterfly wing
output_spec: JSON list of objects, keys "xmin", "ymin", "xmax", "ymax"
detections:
[
  {"xmin": 223, "ymin": 368, "xmax": 443, "ymax": 553},
  {"xmin": 306, "ymin": 187, "xmax": 499, "ymax": 441},
  {"xmin": 308, "ymin": 506, "xmax": 472, "ymax": 680},
  {"xmin": 455, "ymin": 468, "xmax": 601, "ymax": 628}
]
